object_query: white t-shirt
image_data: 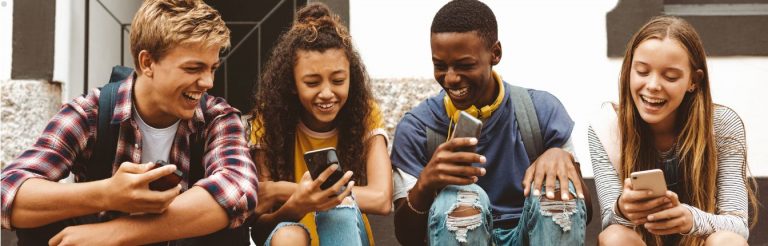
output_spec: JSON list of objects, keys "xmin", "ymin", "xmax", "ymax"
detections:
[
  {"xmin": 134, "ymin": 107, "xmax": 180, "ymax": 163},
  {"xmin": 392, "ymin": 136, "xmax": 579, "ymax": 201}
]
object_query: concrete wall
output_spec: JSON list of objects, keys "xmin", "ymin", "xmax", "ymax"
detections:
[{"xmin": 350, "ymin": 0, "xmax": 768, "ymax": 177}]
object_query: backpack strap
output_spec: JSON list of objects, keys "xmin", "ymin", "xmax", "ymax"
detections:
[
  {"xmin": 425, "ymin": 127, "xmax": 445, "ymax": 160},
  {"xmin": 188, "ymin": 93, "xmax": 208, "ymax": 186},
  {"xmin": 88, "ymin": 66, "xmax": 133, "ymax": 181},
  {"xmin": 508, "ymin": 85, "xmax": 544, "ymax": 162}
]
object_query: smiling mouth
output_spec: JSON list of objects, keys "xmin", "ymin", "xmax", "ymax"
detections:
[
  {"xmin": 447, "ymin": 87, "xmax": 470, "ymax": 98},
  {"xmin": 640, "ymin": 95, "xmax": 667, "ymax": 108},
  {"xmin": 182, "ymin": 92, "xmax": 202, "ymax": 101},
  {"xmin": 316, "ymin": 102, "xmax": 335, "ymax": 112}
]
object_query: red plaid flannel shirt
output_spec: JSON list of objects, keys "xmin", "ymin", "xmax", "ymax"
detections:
[{"xmin": 1, "ymin": 75, "xmax": 258, "ymax": 229}]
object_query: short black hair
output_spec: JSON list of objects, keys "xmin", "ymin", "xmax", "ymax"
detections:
[{"xmin": 430, "ymin": 0, "xmax": 498, "ymax": 47}]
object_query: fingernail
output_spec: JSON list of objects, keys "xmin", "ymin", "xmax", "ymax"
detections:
[
  {"xmin": 470, "ymin": 138, "xmax": 478, "ymax": 144},
  {"xmin": 479, "ymin": 155, "xmax": 486, "ymax": 163},
  {"xmin": 479, "ymin": 168, "xmax": 486, "ymax": 176},
  {"xmin": 561, "ymin": 193, "xmax": 568, "ymax": 200},
  {"xmin": 473, "ymin": 176, "xmax": 478, "ymax": 182},
  {"xmin": 546, "ymin": 191, "xmax": 554, "ymax": 198},
  {"xmin": 648, "ymin": 215, "xmax": 654, "ymax": 221},
  {"xmin": 578, "ymin": 193, "xmax": 585, "ymax": 199},
  {"xmin": 331, "ymin": 164, "xmax": 339, "ymax": 170},
  {"xmin": 533, "ymin": 190, "xmax": 540, "ymax": 196},
  {"xmin": 348, "ymin": 181, "xmax": 355, "ymax": 187},
  {"xmin": 647, "ymin": 191, "xmax": 653, "ymax": 195}
]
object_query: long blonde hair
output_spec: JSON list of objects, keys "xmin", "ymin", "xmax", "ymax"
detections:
[{"xmin": 617, "ymin": 16, "xmax": 758, "ymax": 245}]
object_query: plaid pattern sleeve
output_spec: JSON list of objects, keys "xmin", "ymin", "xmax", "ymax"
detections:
[
  {"xmin": 1, "ymin": 93, "xmax": 98, "ymax": 229},
  {"xmin": 193, "ymin": 96, "xmax": 259, "ymax": 228}
]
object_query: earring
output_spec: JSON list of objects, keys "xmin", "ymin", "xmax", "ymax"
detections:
[{"xmin": 687, "ymin": 88, "xmax": 695, "ymax": 93}]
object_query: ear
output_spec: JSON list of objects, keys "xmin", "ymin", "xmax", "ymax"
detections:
[
  {"xmin": 490, "ymin": 41, "xmax": 502, "ymax": 66},
  {"xmin": 138, "ymin": 50, "xmax": 154, "ymax": 78},
  {"xmin": 689, "ymin": 69, "xmax": 703, "ymax": 91}
]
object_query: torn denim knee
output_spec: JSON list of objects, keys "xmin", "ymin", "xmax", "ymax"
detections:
[
  {"xmin": 445, "ymin": 190, "xmax": 483, "ymax": 243},
  {"xmin": 538, "ymin": 188, "xmax": 578, "ymax": 232}
]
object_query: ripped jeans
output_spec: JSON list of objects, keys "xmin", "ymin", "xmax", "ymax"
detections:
[
  {"xmin": 265, "ymin": 198, "xmax": 370, "ymax": 246},
  {"xmin": 427, "ymin": 183, "xmax": 586, "ymax": 246}
]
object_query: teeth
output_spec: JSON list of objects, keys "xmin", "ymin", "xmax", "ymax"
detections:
[
  {"xmin": 317, "ymin": 103, "xmax": 334, "ymax": 109},
  {"xmin": 183, "ymin": 92, "xmax": 202, "ymax": 101},
  {"xmin": 641, "ymin": 95, "xmax": 666, "ymax": 104},
  {"xmin": 448, "ymin": 87, "xmax": 469, "ymax": 97}
]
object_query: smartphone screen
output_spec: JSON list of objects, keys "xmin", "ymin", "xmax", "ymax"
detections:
[
  {"xmin": 451, "ymin": 111, "xmax": 483, "ymax": 154},
  {"xmin": 149, "ymin": 160, "xmax": 183, "ymax": 191},
  {"xmin": 303, "ymin": 147, "xmax": 344, "ymax": 190}
]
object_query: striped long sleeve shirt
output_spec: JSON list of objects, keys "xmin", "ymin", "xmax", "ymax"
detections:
[{"xmin": 588, "ymin": 105, "xmax": 750, "ymax": 239}]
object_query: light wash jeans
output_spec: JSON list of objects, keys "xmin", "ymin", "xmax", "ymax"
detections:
[
  {"xmin": 264, "ymin": 199, "xmax": 370, "ymax": 246},
  {"xmin": 427, "ymin": 183, "xmax": 586, "ymax": 246}
]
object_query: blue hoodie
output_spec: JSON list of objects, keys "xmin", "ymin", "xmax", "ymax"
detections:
[{"xmin": 391, "ymin": 82, "xmax": 574, "ymax": 225}]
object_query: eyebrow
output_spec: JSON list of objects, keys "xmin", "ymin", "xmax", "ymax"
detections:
[
  {"xmin": 182, "ymin": 60, "xmax": 220, "ymax": 67},
  {"xmin": 633, "ymin": 61, "xmax": 685, "ymax": 72}
]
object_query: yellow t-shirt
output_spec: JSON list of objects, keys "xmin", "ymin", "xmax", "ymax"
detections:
[{"xmin": 250, "ymin": 104, "xmax": 387, "ymax": 246}]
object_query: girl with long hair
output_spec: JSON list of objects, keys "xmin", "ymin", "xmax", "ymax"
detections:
[
  {"xmin": 248, "ymin": 3, "xmax": 391, "ymax": 246},
  {"xmin": 589, "ymin": 16, "xmax": 758, "ymax": 245}
]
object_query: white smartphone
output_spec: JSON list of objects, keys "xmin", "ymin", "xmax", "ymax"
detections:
[{"xmin": 630, "ymin": 169, "xmax": 667, "ymax": 197}]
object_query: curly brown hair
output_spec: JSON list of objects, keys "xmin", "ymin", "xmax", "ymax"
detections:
[{"xmin": 251, "ymin": 3, "xmax": 373, "ymax": 185}]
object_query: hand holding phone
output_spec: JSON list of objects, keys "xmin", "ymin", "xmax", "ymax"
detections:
[
  {"xmin": 304, "ymin": 147, "xmax": 345, "ymax": 190},
  {"xmin": 148, "ymin": 160, "xmax": 184, "ymax": 191}
]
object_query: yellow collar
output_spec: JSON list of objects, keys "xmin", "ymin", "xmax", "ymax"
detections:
[{"xmin": 444, "ymin": 71, "xmax": 505, "ymax": 123}]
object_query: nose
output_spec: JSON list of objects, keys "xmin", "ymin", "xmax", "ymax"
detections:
[
  {"xmin": 198, "ymin": 73, "xmax": 214, "ymax": 90},
  {"xmin": 318, "ymin": 83, "xmax": 334, "ymax": 99},
  {"xmin": 646, "ymin": 73, "xmax": 661, "ymax": 92},
  {"xmin": 444, "ymin": 68, "xmax": 460, "ymax": 85}
]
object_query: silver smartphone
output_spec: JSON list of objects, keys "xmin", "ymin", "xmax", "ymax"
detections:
[
  {"xmin": 630, "ymin": 169, "xmax": 667, "ymax": 197},
  {"xmin": 451, "ymin": 111, "xmax": 483, "ymax": 154}
]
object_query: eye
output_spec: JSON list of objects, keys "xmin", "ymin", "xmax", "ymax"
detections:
[
  {"xmin": 184, "ymin": 67, "xmax": 202, "ymax": 73},
  {"xmin": 433, "ymin": 63, "xmax": 447, "ymax": 71},
  {"xmin": 635, "ymin": 69, "xmax": 649, "ymax": 77},
  {"xmin": 456, "ymin": 63, "xmax": 475, "ymax": 70},
  {"xmin": 304, "ymin": 81, "xmax": 320, "ymax": 87},
  {"xmin": 332, "ymin": 78, "xmax": 346, "ymax": 85}
]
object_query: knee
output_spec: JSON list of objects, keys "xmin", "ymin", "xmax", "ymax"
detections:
[
  {"xmin": 705, "ymin": 231, "xmax": 747, "ymax": 246},
  {"xmin": 270, "ymin": 225, "xmax": 310, "ymax": 246},
  {"xmin": 432, "ymin": 184, "xmax": 489, "ymax": 213},
  {"xmin": 598, "ymin": 225, "xmax": 644, "ymax": 246}
]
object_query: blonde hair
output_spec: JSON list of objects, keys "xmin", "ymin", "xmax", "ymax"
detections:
[
  {"xmin": 617, "ymin": 16, "xmax": 758, "ymax": 245},
  {"xmin": 130, "ymin": 0, "xmax": 230, "ymax": 73}
]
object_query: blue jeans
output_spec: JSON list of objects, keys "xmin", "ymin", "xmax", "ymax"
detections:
[
  {"xmin": 428, "ymin": 183, "xmax": 586, "ymax": 246},
  {"xmin": 264, "ymin": 200, "xmax": 370, "ymax": 246}
]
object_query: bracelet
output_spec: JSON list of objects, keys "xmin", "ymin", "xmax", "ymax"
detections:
[{"xmin": 406, "ymin": 190, "xmax": 428, "ymax": 215}]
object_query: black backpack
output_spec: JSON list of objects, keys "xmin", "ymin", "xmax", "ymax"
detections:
[
  {"xmin": 15, "ymin": 66, "xmax": 249, "ymax": 246},
  {"xmin": 425, "ymin": 85, "xmax": 592, "ymax": 225}
]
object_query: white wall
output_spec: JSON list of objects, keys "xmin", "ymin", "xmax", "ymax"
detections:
[
  {"xmin": 350, "ymin": 0, "xmax": 768, "ymax": 177},
  {"xmin": 54, "ymin": 0, "xmax": 140, "ymax": 102},
  {"xmin": 0, "ymin": 0, "xmax": 12, "ymax": 80}
]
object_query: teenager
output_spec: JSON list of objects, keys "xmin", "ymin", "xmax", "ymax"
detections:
[
  {"xmin": 391, "ymin": 0, "xmax": 588, "ymax": 245},
  {"xmin": 589, "ymin": 16, "xmax": 758, "ymax": 246},
  {"xmin": 248, "ymin": 3, "xmax": 392, "ymax": 246},
  {"xmin": 0, "ymin": 0, "xmax": 257, "ymax": 245}
]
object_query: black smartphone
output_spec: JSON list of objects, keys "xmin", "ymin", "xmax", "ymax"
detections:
[
  {"xmin": 451, "ymin": 111, "xmax": 483, "ymax": 154},
  {"xmin": 149, "ymin": 160, "xmax": 183, "ymax": 191},
  {"xmin": 303, "ymin": 147, "xmax": 344, "ymax": 190}
]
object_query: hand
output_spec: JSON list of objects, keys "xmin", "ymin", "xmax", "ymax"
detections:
[
  {"xmin": 255, "ymin": 181, "xmax": 278, "ymax": 216},
  {"xmin": 415, "ymin": 137, "xmax": 487, "ymax": 194},
  {"xmin": 49, "ymin": 222, "xmax": 122, "ymax": 246},
  {"xmin": 102, "ymin": 162, "xmax": 182, "ymax": 213},
  {"xmin": 522, "ymin": 148, "xmax": 584, "ymax": 200},
  {"xmin": 284, "ymin": 165, "xmax": 354, "ymax": 218},
  {"xmin": 644, "ymin": 191, "xmax": 693, "ymax": 235},
  {"xmin": 617, "ymin": 178, "xmax": 675, "ymax": 225}
]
